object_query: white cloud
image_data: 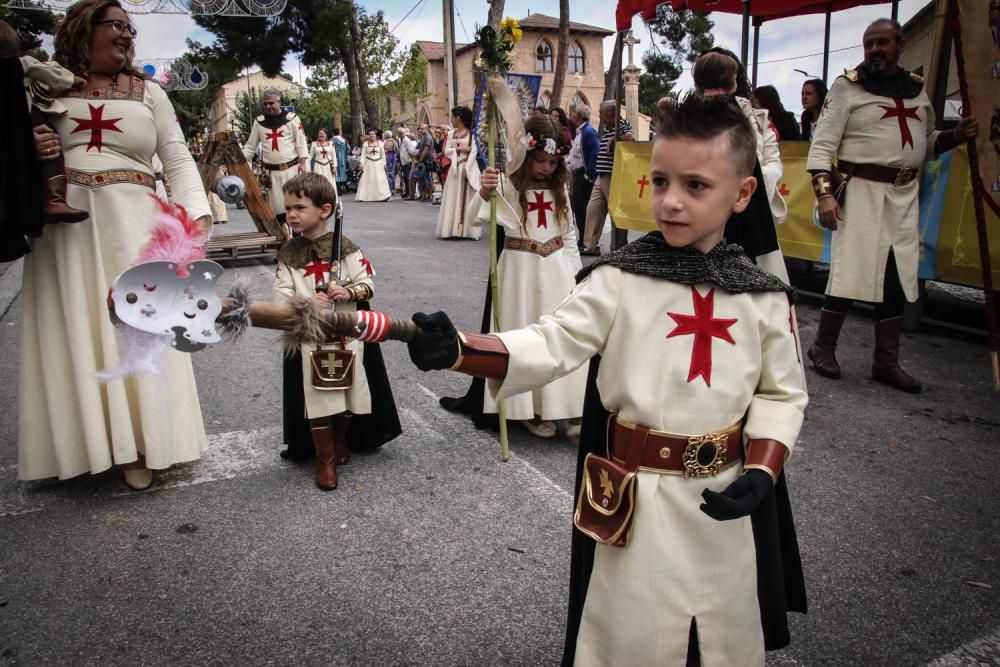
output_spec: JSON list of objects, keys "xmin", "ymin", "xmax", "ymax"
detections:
[{"xmin": 131, "ymin": 14, "xmax": 200, "ymax": 60}]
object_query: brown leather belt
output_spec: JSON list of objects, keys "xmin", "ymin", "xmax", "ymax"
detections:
[
  {"xmin": 66, "ymin": 168, "xmax": 155, "ymax": 191},
  {"xmin": 837, "ymin": 160, "xmax": 918, "ymax": 187},
  {"xmin": 504, "ymin": 236, "xmax": 564, "ymax": 257},
  {"xmin": 264, "ymin": 159, "xmax": 300, "ymax": 172},
  {"xmin": 609, "ymin": 416, "xmax": 742, "ymax": 477}
]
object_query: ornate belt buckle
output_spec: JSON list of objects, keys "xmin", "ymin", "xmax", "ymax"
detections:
[
  {"xmin": 894, "ymin": 167, "xmax": 915, "ymax": 187},
  {"xmin": 682, "ymin": 431, "xmax": 729, "ymax": 478}
]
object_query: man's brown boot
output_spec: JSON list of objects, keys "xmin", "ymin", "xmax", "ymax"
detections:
[
  {"xmin": 311, "ymin": 424, "xmax": 338, "ymax": 490},
  {"xmin": 42, "ymin": 174, "xmax": 89, "ymax": 224},
  {"xmin": 331, "ymin": 415, "xmax": 351, "ymax": 465},
  {"xmin": 871, "ymin": 317, "xmax": 922, "ymax": 393},
  {"xmin": 807, "ymin": 309, "xmax": 847, "ymax": 379}
]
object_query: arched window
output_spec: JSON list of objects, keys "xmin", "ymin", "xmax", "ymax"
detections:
[
  {"xmin": 535, "ymin": 40, "xmax": 553, "ymax": 72},
  {"xmin": 539, "ymin": 91, "xmax": 551, "ymax": 110},
  {"xmin": 571, "ymin": 91, "xmax": 589, "ymax": 111},
  {"xmin": 569, "ymin": 42, "xmax": 585, "ymax": 73}
]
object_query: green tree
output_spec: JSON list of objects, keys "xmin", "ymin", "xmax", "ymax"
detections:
[
  {"xmin": 168, "ymin": 39, "xmax": 244, "ymax": 139},
  {"xmin": 0, "ymin": 6, "xmax": 58, "ymax": 54},
  {"xmin": 638, "ymin": 8, "xmax": 715, "ymax": 115}
]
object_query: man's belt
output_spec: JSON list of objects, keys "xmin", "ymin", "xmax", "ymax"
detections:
[
  {"xmin": 609, "ymin": 416, "xmax": 742, "ymax": 477},
  {"xmin": 837, "ymin": 160, "xmax": 918, "ymax": 187},
  {"xmin": 504, "ymin": 236, "xmax": 564, "ymax": 257},
  {"xmin": 264, "ymin": 159, "xmax": 300, "ymax": 172},
  {"xmin": 67, "ymin": 168, "xmax": 156, "ymax": 191}
]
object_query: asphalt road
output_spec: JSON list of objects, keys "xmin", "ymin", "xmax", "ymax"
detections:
[{"xmin": 0, "ymin": 193, "xmax": 998, "ymax": 666}]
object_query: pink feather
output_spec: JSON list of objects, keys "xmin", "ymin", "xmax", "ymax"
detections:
[{"xmin": 135, "ymin": 195, "xmax": 208, "ymax": 277}]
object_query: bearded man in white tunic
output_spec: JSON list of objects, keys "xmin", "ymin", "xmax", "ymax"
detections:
[
  {"xmin": 241, "ymin": 88, "xmax": 307, "ymax": 224},
  {"xmin": 807, "ymin": 19, "xmax": 979, "ymax": 393}
]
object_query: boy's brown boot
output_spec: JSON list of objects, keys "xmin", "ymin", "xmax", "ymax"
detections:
[
  {"xmin": 310, "ymin": 424, "xmax": 338, "ymax": 490},
  {"xmin": 807, "ymin": 309, "xmax": 846, "ymax": 379},
  {"xmin": 331, "ymin": 415, "xmax": 352, "ymax": 465},
  {"xmin": 871, "ymin": 317, "xmax": 922, "ymax": 393},
  {"xmin": 42, "ymin": 174, "xmax": 89, "ymax": 224}
]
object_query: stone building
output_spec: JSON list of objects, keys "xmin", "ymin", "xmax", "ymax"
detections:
[
  {"xmin": 209, "ymin": 71, "xmax": 307, "ymax": 133},
  {"xmin": 387, "ymin": 13, "xmax": 614, "ymax": 128},
  {"xmin": 897, "ymin": 1, "xmax": 961, "ymax": 119}
]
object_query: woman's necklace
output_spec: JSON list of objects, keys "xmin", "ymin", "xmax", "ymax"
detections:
[{"xmin": 90, "ymin": 69, "xmax": 123, "ymax": 92}]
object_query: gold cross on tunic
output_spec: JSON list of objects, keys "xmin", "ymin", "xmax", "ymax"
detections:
[{"xmin": 321, "ymin": 353, "xmax": 344, "ymax": 375}]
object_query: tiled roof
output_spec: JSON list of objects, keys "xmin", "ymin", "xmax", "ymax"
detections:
[
  {"xmin": 517, "ymin": 13, "xmax": 615, "ymax": 36},
  {"xmin": 416, "ymin": 40, "xmax": 470, "ymax": 61}
]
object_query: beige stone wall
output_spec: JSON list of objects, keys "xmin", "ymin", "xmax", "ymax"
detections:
[
  {"xmin": 211, "ymin": 72, "xmax": 306, "ymax": 133},
  {"xmin": 388, "ymin": 28, "xmax": 608, "ymax": 130},
  {"xmin": 898, "ymin": 10, "xmax": 959, "ymax": 105}
]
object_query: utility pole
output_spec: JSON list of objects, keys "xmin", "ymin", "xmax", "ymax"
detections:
[{"xmin": 442, "ymin": 0, "xmax": 458, "ymax": 110}]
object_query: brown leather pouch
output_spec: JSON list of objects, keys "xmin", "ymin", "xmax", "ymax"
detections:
[
  {"xmin": 310, "ymin": 342, "xmax": 356, "ymax": 390},
  {"xmin": 573, "ymin": 453, "xmax": 638, "ymax": 547}
]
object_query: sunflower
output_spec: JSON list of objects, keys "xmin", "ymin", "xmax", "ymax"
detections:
[{"xmin": 499, "ymin": 17, "xmax": 523, "ymax": 43}]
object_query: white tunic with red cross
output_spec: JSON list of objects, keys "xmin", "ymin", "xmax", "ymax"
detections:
[
  {"xmin": 489, "ymin": 264, "xmax": 806, "ymax": 666},
  {"xmin": 469, "ymin": 182, "xmax": 586, "ymax": 421},
  {"xmin": 243, "ymin": 112, "xmax": 308, "ymax": 216},
  {"xmin": 807, "ymin": 73, "xmax": 941, "ymax": 302},
  {"xmin": 274, "ymin": 247, "xmax": 375, "ymax": 419}
]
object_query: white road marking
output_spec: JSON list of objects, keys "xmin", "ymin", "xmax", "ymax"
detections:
[{"xmin": 926, "ymin": 629, "xmax": 1000, "ymax": 665}]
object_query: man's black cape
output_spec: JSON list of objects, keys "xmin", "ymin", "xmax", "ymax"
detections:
[
  {"xmin": 560, "ymin": 237, "xmax": 807, "ymax": 665},
  {"xmin": 0, "ymin": 56, "xmax": 43, "ymax": 262},
  {"xmin": 281, "ymin": 300, "xmax": 402, "ymax": 456}
]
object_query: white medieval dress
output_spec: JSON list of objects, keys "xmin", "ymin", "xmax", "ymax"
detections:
[
  {"xmin": 309, "ymin": 140, "xmax": 338, "ymax": 190},
  {"xmin": 18, "ymin": 77, "xmax": 211, "ymax": 480},
  {"xmin": 242, "ymin": 111, "xmax": 307, "ymax": 217},
  {"xmin": 807, "ymin": 73, "xmax": 939, "ymax": 303},
  {"xmin": 274, "ymin": 235, "xmax": 374, "ymax": 419},
  {"xmin": 471, "ymin": 179, "xmax": 587, "ymax": 421},
  {"xmin": 434, "ymin": 131, "xmax": 479, "ymax": 240},
  {"xmin": 487, "ymin": 260, "xmax": 807, "ymax": 665},
  {"xmin": 355, "ymin": 141, "xmax": 391, "ymax": 202}
]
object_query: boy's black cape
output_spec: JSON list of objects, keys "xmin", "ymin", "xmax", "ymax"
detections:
[
  {"xmin": 561, "ymin": 235, "xmax": 807, "ymax": 666},
  {"xmin": 724, "ymin": 158, "xmax": 780, "ymax": 261}
]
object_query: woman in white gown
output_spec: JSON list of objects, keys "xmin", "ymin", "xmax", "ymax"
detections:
[
  {"xmin": 355, "ymin": 129, "xmax": 391, "ymax": 202},
  {"xmin": 309, "ymin": 128, "xmax": 338, "ymax": 191},
  {"xmin": 20, "ymin": 0, "xmax": 212, "ymax": 489},
  {"xmin": 435, "ymin": 106, "xmax": 479, "ymax": 240}
]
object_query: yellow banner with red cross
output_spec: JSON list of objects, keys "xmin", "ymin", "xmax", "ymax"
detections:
[{"xmin": 607, "ymin": 141, "xmax": 1000, "ymax": 289}]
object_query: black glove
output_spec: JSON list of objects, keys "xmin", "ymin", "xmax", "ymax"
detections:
[
  {"xmin": 408, "ymin": 311, "xmax": 459, "ymax": 371},
  {"xmin": 699, "ymin": 470, "xmax": 772, "ymax": 521}
]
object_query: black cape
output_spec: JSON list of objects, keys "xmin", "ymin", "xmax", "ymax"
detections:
[
  {"xmin": 438, "ymin": 226, "xmax": 504, "ymax": 430},
  {"xmin": 561, "ymin": 242, "xmax": 807, "ymax": 666},
  {"xmin": 281, "ymin": 300, "xmax": 402, "ymax": 457},
  {"xmin": 723, "ymin": 157, "xmax": 780, "ymax": 261},
  {"xmin": 0, "ymin": 56, "xmax": 43, "ymax": 262}
]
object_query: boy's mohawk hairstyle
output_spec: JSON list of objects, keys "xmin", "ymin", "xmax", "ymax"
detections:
[{"xmin": 655, "ymin": 93, "xmax": 757, "ymax": 176}]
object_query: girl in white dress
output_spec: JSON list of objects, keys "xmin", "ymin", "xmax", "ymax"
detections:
[
  {"xmin": 435, "ymin": 106, "xmax": 479, "ymax": 240},
  {"xmin": 20, "ymin": 0, "xmax": 211, "ymax": 489},
  {"xmin": 470, "ymin": 115, "xmax": 586, "ymax": 439},
  {"xmin": 355, "ymin": 129, "xmax": 391, "ymax": 202},
  {"xmin": 309, "ymin": 128, "xmax": 338, "ymax": 190}
]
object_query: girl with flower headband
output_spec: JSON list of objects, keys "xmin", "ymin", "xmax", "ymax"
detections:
[{"xmin": 471, "ymin": 114, "xmax": 586, "ymax": 439}]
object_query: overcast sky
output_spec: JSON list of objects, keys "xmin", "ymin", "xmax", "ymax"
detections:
[{"xmin": 125, "ymin": 0, "xmax": 929, "ymax": 118}]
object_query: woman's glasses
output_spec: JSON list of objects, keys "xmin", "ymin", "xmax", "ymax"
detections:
[{"xmin": 95, "ymin": 19, "xmax": 137, "ymax": 37}]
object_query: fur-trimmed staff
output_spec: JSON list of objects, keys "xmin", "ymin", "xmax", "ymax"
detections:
[{"xmin": 216, "ymin": 286, "xmax": 419, "ymax": 347}]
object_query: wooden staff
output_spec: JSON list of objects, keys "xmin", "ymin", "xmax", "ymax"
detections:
[
  {"xmin": 949, "ymin": 0, "xmax": 1000, "ymax": 390},
  {"xmin": 220, "ymin": 299, "xmax": 421, "ymax": 342}
]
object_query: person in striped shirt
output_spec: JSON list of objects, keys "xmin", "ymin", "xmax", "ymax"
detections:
[{"xmin": 581, "ymin": 100, "xmax": 635, "ymax": 255}]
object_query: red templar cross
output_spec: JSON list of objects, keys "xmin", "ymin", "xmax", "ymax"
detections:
[
  {"xmin": 70, "ymin": 103, "xmax": 123, "ymax": 152},
  {"xmin": 302, "ymin": 257, "xmax": 331, "ymax": 286},
  {"xmin": 527, "ymin": 191, "xmax": 553, "ymax": 229},
  {"xmin": 265, "ymin": 128, "xmax": 285, "ymax": 152},
  {"xmin": 779, "ymin": 183, "xmax": 790, "ymax": 197},
  {"xmin": 666, "ymin": 287, "xmax": 737, "ymax": 386},
  {"xmin": 636, "ymin": 175, "xmax": 650, "ymax": 198},
  {"xmin": 360, "ymin": 256, "xmax": 374, "ymax": 276},
  {"xmin": 878, "ymin": 98, "xmax": 921, "ymax": 150}
]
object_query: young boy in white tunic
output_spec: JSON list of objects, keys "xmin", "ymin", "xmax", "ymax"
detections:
[
  {"xmin": 275, "ymin": 173, "xmax": 376, "ymax": 490},
  {"xmin": 407, "ymin": 94, "xmax": 808, "ymax": 665}
]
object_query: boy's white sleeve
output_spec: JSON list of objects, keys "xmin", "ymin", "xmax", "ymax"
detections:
[
  {"xmin": 274, "ymin": 261, "xmax": 296, "ymax": 300},
  {"xmin": 490, "ymin": 266, "xmax": 619, "ymax": 399},
  {"xmin": 743, "ymin": 292, "xmax": 808, "ymax": 452},
  {"xmin": 342, "ymin": 249, "xmax": 375, "ymax": 295}
]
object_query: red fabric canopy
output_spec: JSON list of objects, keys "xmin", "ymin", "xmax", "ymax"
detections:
[{"xmin": 616, "ymin": 0, "xmax": 891, "ymax": 31}]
